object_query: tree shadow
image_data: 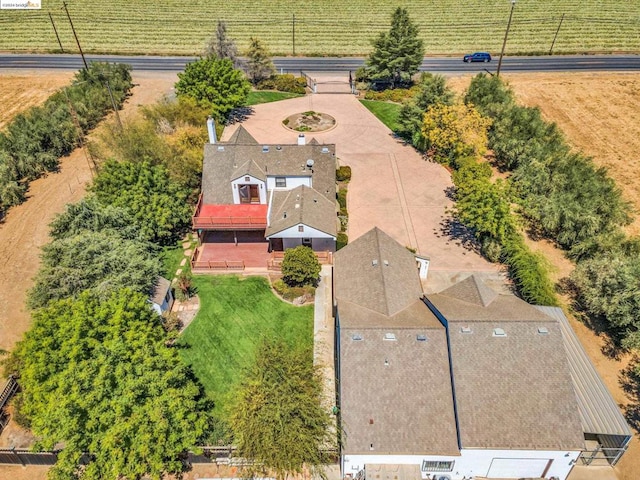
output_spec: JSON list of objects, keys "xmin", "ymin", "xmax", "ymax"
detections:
[
  {"xmin": 619, "ymin": 356, "xmax": 640, "ymax": 432},
  {"xmin": 558, "ymin": 276, "xmax": 627, "ymax": 360},
  {"xmin": 226, "ymin": 106, "xmax": 254, "ymax": 124},
  {"xmin": 438, "ymin": 215, "xmax": 481, "ymax": 255}
]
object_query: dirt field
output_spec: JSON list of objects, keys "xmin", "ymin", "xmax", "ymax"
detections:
[{"xmin": 1, "ymin": 70, "xmax": 639, "ymax": 479}]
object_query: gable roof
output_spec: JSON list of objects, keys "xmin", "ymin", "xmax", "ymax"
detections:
[
  {"xmin": 334, "ymin": 228, "xmax": 423, "ymax": 320},
  {"xmin": 265, "ymin": 185, "xmax": 337, "ymax": 237},
  {"xmin": 226, "ymin": 125, "xmax": 258, "ymax": 144},
  {"xmin": 231, "ymin": 159, "xmax": 266, "ymax": 182},
  {"xmin": 426, "ymin": 276, "xmax": 585, "ymax": 451}
]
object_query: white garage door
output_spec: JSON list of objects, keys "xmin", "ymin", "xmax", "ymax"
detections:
[{"xmin": 487, "ymin": 458, "xmax": 550, "ymax": 478}]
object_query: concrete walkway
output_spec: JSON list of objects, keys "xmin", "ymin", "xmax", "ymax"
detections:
[{"xmin": 223, "ymin": 91, "xmax": 502, "ymax": 292}]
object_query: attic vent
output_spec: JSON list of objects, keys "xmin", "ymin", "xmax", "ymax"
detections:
[
  {"xmin": 321, "ymin": 147, "xmax": 330, "ymax": 153},
  {"xmin": 262, "ymin": 145, "xmax": 269, "ymax": 153},
  {"xmin": 306, "ymin": 159, "xmax": 315, "ymax": 168},
  {"xmin": 383, "ymin": 260, "xmax": 389, "ymax": 267},
  {"xmin": 276, "ymin": 145, "xmax": 282, "ymax": 150},
  {"xmin": 416, "ymin": 334, "xmax": 427, "ymax": 342},
  {"xmin": 384, "ymin": 333, "xmax": 397, "ymax": 341},
  {"xmin": 384, "ymin": 359, "xmax": 390, "ymax": 366},
  {"xmin": 352, "ymin": 334, "xmax": 363, "ymax": 341},
  {"xmin": 217, "ymin": 146, "xmax": 225, "ymax": 151},
  {"xmin": 537, "ymin": 326, "xmax": 549, "ymax": 335},
  {"xmin": 460, "ymin": 326, "xmax": 473, "ymax": 334},
  {"xmin": 493, "ymin": 328, "xmax": 507, "ymax": 337},
  {"xmin": 372, "ymin": 259, "xmax": 378, "ymax": 267}
]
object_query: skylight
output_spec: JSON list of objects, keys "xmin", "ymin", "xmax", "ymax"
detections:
[
  {"xmin": 493, "ymin": 328, "xmax": 507, "ymax": 337},
  {"xmin": 384, "ymin": 333, "xmax": 397, "ymax": 341}
]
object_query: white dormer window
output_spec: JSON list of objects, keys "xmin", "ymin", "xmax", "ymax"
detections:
[{"xmin": 275, "ymin": 177, "xmax": 286, "ymax": 188}]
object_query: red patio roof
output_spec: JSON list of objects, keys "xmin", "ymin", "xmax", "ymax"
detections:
[
  {"xmin": 193, "ymin": 204, "xmax": 268, "ymax": 230},
  {"xmin": 198, "ymin": 204, "xmax": 268, "ymax": 218}
]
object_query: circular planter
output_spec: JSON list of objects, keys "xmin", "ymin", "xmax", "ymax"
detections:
[{"xmin": 282, "ymin": 111, "xmax": 336, "ymax": 133}]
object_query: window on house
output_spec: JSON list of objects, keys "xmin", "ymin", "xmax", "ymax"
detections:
[
  {"xmin": 275, "ymin": 177, "xmax": 287, "ymax": 188},
  {"xmin": 302, "ymin": 238, "xmax": 312, "ymax": 247},
  {"xmin": 421, "ymin": 460, "xmax": 454, "ymax": 472}
]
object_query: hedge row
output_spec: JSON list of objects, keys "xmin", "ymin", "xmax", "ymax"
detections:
[{"xmin": 0, "ymin": 63, "xmax": 133, "ymax": 215}]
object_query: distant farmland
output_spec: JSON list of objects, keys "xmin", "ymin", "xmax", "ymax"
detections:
[{"xmin": 1, "ymin": 0, "xmax": 639, "ymax": 56}]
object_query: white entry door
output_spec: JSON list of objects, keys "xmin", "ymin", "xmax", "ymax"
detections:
[{"xmin": 486, "ymin": 458, "xmax": 551, "ymax": 478}]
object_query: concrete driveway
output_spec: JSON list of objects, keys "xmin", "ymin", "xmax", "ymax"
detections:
[{"xmin": 224, "ymin": 91, "xmax": 501, "ymax": 291}]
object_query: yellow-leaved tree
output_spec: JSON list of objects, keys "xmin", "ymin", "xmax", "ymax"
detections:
[{"xmin": 420, "ymin": 103, "xmax": 492, "ymax": 165}]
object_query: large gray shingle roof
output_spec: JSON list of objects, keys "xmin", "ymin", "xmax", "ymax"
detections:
[
  {"xmin": 201, "ymin": 131, "xmax": 336, "ymax": 206},
  {"xmin": 339, "ymin": 327, "xmax": 459, "ymax": 456},
  {"xmin": 427, "ymin": 275, "xmax": 585, "ymax": 450}
]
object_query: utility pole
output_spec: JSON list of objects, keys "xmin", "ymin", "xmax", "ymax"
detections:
[
  {"xmin": 104, "ymin": 80, "xmax": 123, "ymax": 130},
  {"xmin": 496, "ymin": 0, "xmax": 516, "ymax": 77},
  {"xmin": 292, "ymin": 14, "xmax": 296, "ymax": 56},
  {"xmin": 62, "ymin": 1, "xmax": 88, "ymax": 71},
  {"xmin": 48, "ymin": 12, "xmax": 64, "ymax": 53},
  {"xmin": 549, "ymin": 13, "xmax": 565, "ymax": 55}
]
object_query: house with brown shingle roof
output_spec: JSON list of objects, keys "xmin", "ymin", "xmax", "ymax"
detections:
[
  {"xmin": 191, "ymin": 126, "xmax": 337, "ymax": 269},
  {"xmin": 335, "ymin": 228, "xmax": 631, "ymax": 480}
]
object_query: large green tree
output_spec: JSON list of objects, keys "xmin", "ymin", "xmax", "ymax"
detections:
[
  {"xmin": 28, "ymin": 231, "xmax": 160, "ymax": 309},
  {"xmin": 365, "ymin": 7, "xmax": 424, "ymax": 88},
  {"xmin": 89, "ymin": 160, "xmax": 191, "ymax": 244},
  {"xmin": 230, "ymin": 338, "xmax": 331, "ymax": 480},
  {"xmin": 175, "ymin": 57, "xmax": 250, "ymax": 122},
  {"xmin": 7, "ymin": 290, "xmax": 209, "ymax": 480}
]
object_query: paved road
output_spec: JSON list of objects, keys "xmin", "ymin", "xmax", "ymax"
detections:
[{"xmin": 1, "ymin": 53, "xmax": 639, "ymax": 74}]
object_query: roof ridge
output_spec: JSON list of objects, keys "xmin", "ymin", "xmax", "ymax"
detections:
[{"xmin": 374, "ymin": 228, "xmax": 391, "ymax": 316}]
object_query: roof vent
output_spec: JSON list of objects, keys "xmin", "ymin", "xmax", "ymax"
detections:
[
  {"xmin": 352, "ymin": 334, "xmax": 363, "ymax": 341},
  {"xmin": 306, "ymin": 159, "xmax": 315, "ymax": 168},
  {"xmin": 537, "ymin": 326, "xmax": 549, "ymax": 335},
  {"xmin": 416, "ymin": 334, "xmax": 427, "ymax": 342},
  {"xmin": 283, "ymin": 211, "xmax": 287, "ymax": 219},
  {"xmin": 372, "ymin": 259, "xmax": 378, "ymax": 267},
  {"xmin": 217, "ymin": 145, "xmax": 225, "ymax": 151},
  {"xmin": 384, "ymin": 359, "xmax": 390, "ymax": 366},
  {"xmin": 262, "ymin": 145, "xmax": 269, "ymax": 153},
  {"xmin": 276, "ymin": 145, "xmax": 282, "ymax": 150},
  {"xmin": 384, "ymin": 333, "xmax": 397, "ymax": 341},
  {"xmin": 493, "ymin": 328, "xmax": 507, "ymax": 337},
  {"xmin": 295, "ymin": 203, "xmax": 300, "ymax": 209},
  {"xmin": 461, "ymin": 326, "xmax": 473, "ymax": 334},
  {"xmin": 321, "ymin": 147, "xmax": 330, "ymax": 153},
  {"xmin": 383, "ymin": 260, "xmax": 389, "ymax": 267}
]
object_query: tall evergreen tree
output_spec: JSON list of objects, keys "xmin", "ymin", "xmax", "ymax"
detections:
[
  {"xmin": 204, "ymin": 20, "xmax": 240, "ymax": 68},
  {"xmin": 366, "ymin": 7, "xmax": 424, "ymax": 88},
  {"xmin": 245, "ymin": 37, "xmax": 275, "ymax": 85}
]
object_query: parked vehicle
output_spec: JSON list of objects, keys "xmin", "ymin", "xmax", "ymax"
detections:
[{"xmin": 463, "ymin": 52, "xmax": 492, "ymax": 63}]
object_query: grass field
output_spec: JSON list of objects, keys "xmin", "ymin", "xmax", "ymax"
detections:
[
  {"xmin": 247, "ymin": 90, "xmax": 303, "ymax": 106},
  {"xmin": 177, "ymin": 275, "xmax": 313, "ymax": 411},
  {"xmin": 360, "ymin": 100, "xmax": 402, "ymax": 132},
  {"xmin": 1, "ymin": 1, "xmax": 638, "ymax": 56}
]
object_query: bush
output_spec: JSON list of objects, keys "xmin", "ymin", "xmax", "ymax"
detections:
[
  {"xmin": 281, "ymin": 246, "xmax": 321, "ymax": 287},
  {"xmin": 272, "ymin": 279, "xmax": 315, "ymax": 302},
  {"xmin": 336, "ymin": 166, "xmax": 352, "ymax": 182},
  {"xmin": 337, "ymin": 233, "xmax": 348, "ymax": 250},
  {"xmin": 337, "ymin": 188, "xmax": 347, "ymax": 210},
  {"xmin": 257, "ymin": 74, "xmax": 306, "ymax": 94},
  {"xmin": 363, "ymin": 86, "xmax": 419, "ymax": 103}
]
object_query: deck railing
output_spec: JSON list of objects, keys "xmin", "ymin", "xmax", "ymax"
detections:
[
  {"xmin": 267, "ymin": 250, "xmax": 333, "ymax": 270},
  {"xmin": 191, "ymin": 194, "xmax": 267, "ymax": 229}
]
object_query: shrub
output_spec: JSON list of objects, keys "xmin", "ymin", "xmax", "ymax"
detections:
[
  {"xmin": 363, "ymin": 86, "xmax": 419, "ymax": 103},
  {"xmin": 257, "ymin": 74, "xmax": 306, "ymax": 94},
  {"xmin": 337, "ymin": 233, "xmax": 348, "ymax": 250},
  {"xmin": 337, "ymin": 188, "xmax": 347, "ymax": 210},
  {"xmin": 336, "ymin": 166, "xmax": 352, "ymax": 182},
  {"xmin": 272, "ymin": 279, "xmax": 315, "ymax": 302},
  {"xmin": 281, "ymin": 246, "xmax": 321, "ymax": 287}
]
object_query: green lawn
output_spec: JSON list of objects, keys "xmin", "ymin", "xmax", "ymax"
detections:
[
  {"xmin": 178, "ymin": 275, "xmax": 313, "ymax": 411},
  {"xmin": 246, "ymin": 90, "xmax": 303, "ymax": 106},
  {"xmin": 159, "ymin": 244, "xmax": 186, "ymax": 279},
  {"xmin": 360, "ymin": 100, "xmax": 402, "ymax": 133}
]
